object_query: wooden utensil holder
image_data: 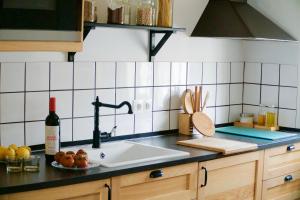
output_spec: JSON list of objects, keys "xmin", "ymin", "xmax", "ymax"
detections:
[{"xmin": 179, "ymin": 113, "xmax": 193, "ymax": 135}]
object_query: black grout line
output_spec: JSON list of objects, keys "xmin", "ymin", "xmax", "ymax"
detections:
[
  {"xmin": 114, "ymin": 62, "xmax": 117, "ymax": 133},
  {"xmin": 133, "ymin": 62, "xmax": 137, "ymax": 134},
  {"xmin": 23, "ymin": 62, "xmax": 27, "ymax": 145},
  {"xmin": 228, "ymin": 62, "xmax": 231, "ymax": 123},
  {"xmin": 214, "ymin": 62, "xmax": 217, "ymax": 123},
  {"xmin": 242, "ymin": 62, "xmax": 245, "ymax": 114},
  {"xmin": 259, "ymin": 63, "xmax": 263, "ymax": 105},
  {"xmin": 151, "ymin": 63, "xmax": 155, "ymax": 133},
  {"xmin": 277, "ymin": 64, "xmax": 281, "ymax": 125},
  {"xmin": 0, "ymin": 63, "xmax": 1, "ymax": 145},
  {"xmin": 168, "ymin": 62, "xmax": 172, "ymax": 130},
  {"xmin": 71, "ymin": 62, "xmax": 75, "ymax": 141}
]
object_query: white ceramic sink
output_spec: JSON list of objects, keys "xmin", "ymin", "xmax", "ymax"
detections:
[{"xmin": 64, "ymin": 141, "xmax": 190, "ymax": 168}]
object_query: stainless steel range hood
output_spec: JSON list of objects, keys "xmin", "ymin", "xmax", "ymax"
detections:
[{"xmin": 191, "ymin": 0, "xmax": 297, "ymax": 41}]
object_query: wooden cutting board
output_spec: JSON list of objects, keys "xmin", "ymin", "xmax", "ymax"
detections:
[{"xmin": 177, "ymin": 137, "xmax": 258, "ymax": 155}]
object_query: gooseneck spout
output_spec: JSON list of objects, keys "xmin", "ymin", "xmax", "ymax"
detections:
[{"xmin": 92, "ymin": 96, "xmax": 133, "ymax": 148}]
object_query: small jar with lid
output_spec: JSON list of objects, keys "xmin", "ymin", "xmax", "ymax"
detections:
[
  {"xmin": 137, "ymin": 0, "xmax": 154, "ymax": 26},
  {"xmin": 84, "ymin": 0, "xmax": 97, "ymax": 22},
  {"xmin": 107, "ymin": 0, "xmax": 124, "ymax": 24}
]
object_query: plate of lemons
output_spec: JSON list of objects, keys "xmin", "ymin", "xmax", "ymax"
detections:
[{"xmin": 0, "ymin": 144, "xmax": 31, "ymax": 162}]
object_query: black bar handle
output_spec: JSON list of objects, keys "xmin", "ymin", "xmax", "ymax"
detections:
[
  {"xmin": 150, "ymin": 170, "xmax": 163, "ymax": 178},
  {"xmin": 284, "ymin": 175, "xmax": 293, "ymax": 182},
  {"xmin": 287, "ymin": 144, "xmax": 295, "ymax": 152},
  {"xmin": 201, "ymin": 167, "xmax": 208, "ymax": 187},
  {"xmin": 105, "ymin": 184, "xmax": 111, "ymax": 200}
]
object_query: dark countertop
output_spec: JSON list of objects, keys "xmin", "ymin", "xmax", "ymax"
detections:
[{"xmin": 1, "ymin": 131, "xmax": 300, "ymax": 195}]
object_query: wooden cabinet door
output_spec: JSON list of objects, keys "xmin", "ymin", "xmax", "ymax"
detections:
[
  {"xmin": 111, "ymin": 163, "xmax": 198, "ymax": 200},
  {"xmin": 198, "ymin": 151, "xmax": 264, "ymax": 200},
  {"xmin": 262, "ymin": 170, "xmax": 300, "ymax": 200},
  {"xmin": 0, "ymin": 179, "xmax": 110, "ymax": 200}
]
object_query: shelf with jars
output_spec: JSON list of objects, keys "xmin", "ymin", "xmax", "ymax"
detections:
[{"xmin": 68, "ymin": 0, "xmax": 185, "ymax": 62}]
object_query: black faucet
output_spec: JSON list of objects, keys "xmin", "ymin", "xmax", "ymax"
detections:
[{"xmin": 92, "ymin": 96, "xmax": 133, "ymax": 148}]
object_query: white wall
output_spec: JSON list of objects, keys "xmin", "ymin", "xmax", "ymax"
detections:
[{"xmin": 244, "ymin": 0, "xmax": 300, "ymax": 128}]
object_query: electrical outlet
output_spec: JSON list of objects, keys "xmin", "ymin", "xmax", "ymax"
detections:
[
  {"xmin": 144, "ymin": 99, "xmax": 152, "ymax": 112},
  {"xmin": 132, "ymin": 100, "xmax": 143, "ymax": 114}
]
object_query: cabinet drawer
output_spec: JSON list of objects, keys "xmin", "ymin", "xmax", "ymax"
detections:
[
  {"xmin": 111, "ymin": 163, "xmax": 198, "ymax": 200},
  {"xmin": 264, "ymin": 142, "xmax": 300, "ymax": 180},
  {"xmin": 262, "ymin": 170, "xmax": 300, "ymax": 200}
]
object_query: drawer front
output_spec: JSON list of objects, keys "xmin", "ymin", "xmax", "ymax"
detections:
[
  {"xmin": 264, "ymin": 142, "xmax": 300, "ymax": 180},
  {"xmin": 112, "ymin": 163, "xmax": 198, "ymax": 200},
  {"xmin": 262, "ymin": 170, "xmax": 300, "ymax": 200}
]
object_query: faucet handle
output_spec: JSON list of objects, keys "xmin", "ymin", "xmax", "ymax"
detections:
[{"xmin": 110, "ymin": 126, "xmax": 117, "ymax": 137}]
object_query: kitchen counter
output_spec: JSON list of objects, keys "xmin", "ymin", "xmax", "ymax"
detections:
[{"xmin": 1, "ymin": 131, "xmax": 300, "ymax": 195}]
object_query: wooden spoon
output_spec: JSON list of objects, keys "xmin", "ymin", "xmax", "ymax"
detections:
[
  {"xmin": 182, "ymin": 89, "xmax": 194, "ymax": 114},
  {"xmin": 192, "ymin": 112, "xmax": 215, "ymax": 137}
]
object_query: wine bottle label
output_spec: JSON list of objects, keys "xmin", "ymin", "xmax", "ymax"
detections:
[{"xmin": 45, "ymin": 126, "xmax": 59, "ymax": 155}]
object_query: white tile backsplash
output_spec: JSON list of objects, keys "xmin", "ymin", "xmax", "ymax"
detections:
[
  {"xmin": 187, "ymin": 62, "xmax": 202, "ymax": 85},
  {"xmin": 243, "ymin": 84, "xmax": 260, "ymax": 105},
  {"xmin": 261, "ymin": 85, "xmax": 279, "ymax": 107},
  {"xmin": 244, "ymin": 62, "xmax": 261, "ymax": 83},
  {"xmin": 279, "ymin": 109, "xmax": 296, "ymax": 128},
  {"xmin": 73, "ymin": 118, "xmax": 93, "ymax": 141},
  {"xmin": 74, "ymin": 90, "xmax": 94, "ymax": 117},
  {"xmin": 0, "ymin": 62, "xmax": 25, "ymax": 92},
  {"xmin": 202, "ymin": 62, "xmax": 216, "ymax": 84},
  {"xmin": 262, "ymin": 64, "xmax": 279, "ymax": 85},
  {"xmin": 216, "ymin": 84, "xmax": 229, "ymax": 106},
  {"xmin": 171, "ymin": 62, "xmax": 187, "ymax": 85},
  {"xmin": 1, "ymin": 123, "xmax": 24, "ymax": 146},
  {"xmin": 25, "ymin": 121, "xmax": 45, "ymax": 146},
  {"xmin": 135, "ymin": 112, "xmax": 152, "ymax": 134},
  {"xmin": 0, "ymin": 93, "xmax": 24, "ymax": 123},
  {"xmin": 74, "ymin": 62, "xmax": 95, "ymax": 89},
  {"xmin": 25, "ymin": 92, "xmax": 49, "ymax": 121},
  {"xmin": 116, "ymin": 114, "xmax": 134, "ymax": 136},
  {"xmin": 280, "ymin": 65, "xmax": 298, "ymax": 87},
  {"xmin": 231, "ymin": 62, "xmax": 244, "ymax": 83},
  {"xmin": 0, "ymin": 60, "xmax": 298, "ymax": 146},
  {"xmin": 153, "ymin": 87, "xmax": 170, "ymax": 111},
  {"xmin": 170, "ymin": 86, "xmax": 186, "ymax": 110},
  {"xmin": 136, "ymin": 62, "xmax": 153, "ymax": 87},
  {"xmin": 230, "ymin": 84, "xmax": 243, "ymax": 104},
  {"xmin": 154, "ymin": 62, "xmax": 170, "ymax": 86},
  {"xmin": 26, "ymin": 62, "xmax": 49, "ymax": 91},
  {"xmin": 216, "ymin": 106, "xmax": 229, "ymax": 124},
  {"xmin": 116, "ymin": 62, "xmax": 135, "ymax": 87},
  {"xmin": 279, "ymin": 87, "xmax": 297, "ymax": 109},
  {"xmin": 96, "ymin": 62, "xmax": 115, "ymax": 88},
  {"xmin": 50, "ymin": 62, "xmax": 73, "ymax": 90},
  {"xmin": 217, "ymin": 62, "xmax": 230, "ymax": 83},
  {"xmin": 153, "ymin": 111, "xmax": 169, "ymax": 131}
]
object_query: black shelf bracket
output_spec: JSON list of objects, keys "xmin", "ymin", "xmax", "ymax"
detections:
[
  {"xmin": 149, "ymin": 30, "xmax": 174, "ymax": 62},
  {"xmin": 68, "ymin": 23, "xmax": 185, "ymax": 62}
]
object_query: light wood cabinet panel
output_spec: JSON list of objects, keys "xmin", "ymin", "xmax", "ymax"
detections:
[
  {"xmin": 264, "ymin": 142, "xmax": 300, "ymax": 180},
  {"xmin": 198, "ymin": 151, "xmax": 263, "ymax": 200},
  {"xmin": 111, "ymin": 163, "xmax": 198, "ymax": 200},
  {"xmin": 262, "ymin": 170, "xmax": 300, "ymax": 200},
  {"xmin": 0, "ymin": 179, "xmax": 110, "ymax": 200}
]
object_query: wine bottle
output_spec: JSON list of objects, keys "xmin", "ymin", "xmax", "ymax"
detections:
[{"xmin": 45, "ymin": 97, "xmax": 60, "ymax": 164}]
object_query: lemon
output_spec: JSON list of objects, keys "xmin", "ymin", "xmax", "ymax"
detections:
[
  {"xmin": 19, "ymin": 146, "xmax": 31, "ymax": 153},
  {"xmin": 4, "ymin": 148, "xmax": 15, "ymax": 160},
  {"xmin": 0, "ymin": 146, "xmax": 7, "ymax": 160},
  {"xmin": 8, "ymin": 144, "xmax": 18, "ymax": 151},
  {"xmin": 16, "ymin": 147, "xmax": 30, "ymax": 159}
]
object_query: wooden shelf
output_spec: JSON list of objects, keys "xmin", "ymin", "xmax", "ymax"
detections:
[{"xmin": 68, "ymin": 22, "xmax": 186, "ymax": 62}]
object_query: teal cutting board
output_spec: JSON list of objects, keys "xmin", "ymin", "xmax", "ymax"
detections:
[{"xmin": 216, "ymin": 126, "xmax": 296, "ymax": 140}]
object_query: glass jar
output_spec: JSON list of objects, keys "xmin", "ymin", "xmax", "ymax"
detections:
[
  {"xmin": 122, "ymin": 0, "xmax": 131, "ymax": 24},
  {"xmin": 107, "ymin": 0, "xmax": 124, "ymax": 24},
  {"xmin": 266, "ymin": 106, "xmax": 277, "ymax": 127},
  {"xmin": 257, "ymin": 104, "xmax": 266, "ymax": 126},
  {"xmin": 157, "ymin": 0, "xmax": 173, "ymax": 27},
  {"xmin": 84, "ymin": 0, "xmax": 97, "ymax": 22},
  {"xmin": 137, "ymin": 0, "xmax": 153, "ymax": 26}
]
